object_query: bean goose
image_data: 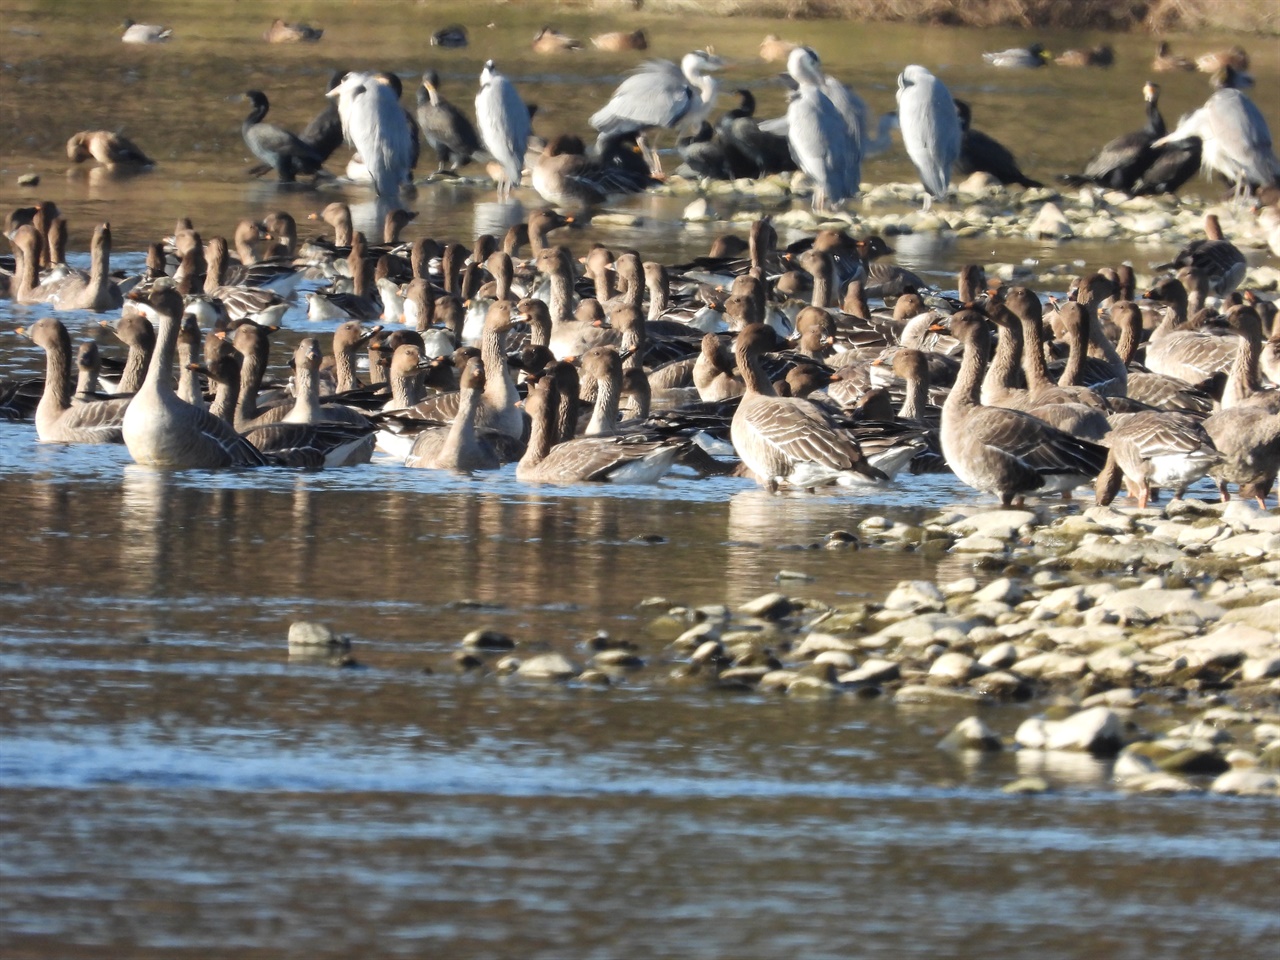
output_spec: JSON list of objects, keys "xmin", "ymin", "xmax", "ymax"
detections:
[
  {"xmin": 517, "ymin": 377, "xmax": 684, "ymax": 485},
  {"xmin": 23, "ymin": 317, "xmax": 129, "ymax": 443},
  {"xmin": 730, "ymin": 323, "xmax": 884, "ymax": 490},
  {"xmin": 942, "ymin": 311, "xmax": 1108, "ymax": 504},
  {"xmin": 404, "ymin": 358, "xmax": 500, "ymax": 471},
  {"xmin": 1095, "ymin": 412, "xmax": 1221, "ymax": 508},
  {"xmin": 20, "ymin": 222, "xmax": 123, "ymax": 312},
  {"xmin": 122, "ymin": 287, "xmax": 268, "ymax": 469}
]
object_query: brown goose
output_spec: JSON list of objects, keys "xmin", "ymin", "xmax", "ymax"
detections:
[
  {"xmin": 942, "ymin": 311, "xmax": 1108, "ymax": 504},
  {"xmin": 693, "ymin": 332, "xmax": 743, "ymax": 402},
  {"xmin": 74, "ymin": 341, "xmax": 103, "ymax": 402},
  {"xmin": 1203, "ymin": 404, "xmax": 1280, "ymax": 507},
  {"xmin": 1111, "ymin": 300, "xmax": 1216, "ymax": 415},
  {"xmin": 1217, "ymin": 305, "xmax": 1280, "ymax": 412},
  {"xmin": 23, "ymin": 317, "xmax": 128, "ymax": 443},
  {"xmin": 382, "ymin": 301, "xmax": 526, "ymax": 442},
  {"xmin": 1143, "ymin": 276, "xmax": 1236, "ymax": 384},
  {"xmin": 517, "ymin": 377, "xmax": 684, "ymax": 485},
  {"xmin": 204, "ymin": 236, "xmax": 290, "ymax": 325},
  {"xmin": 21, "ymin": 223, "xmax": 123, "ymax": 312},
  {"xmin": 244, "ymin": 339, "xmax": 375, "ymax": 468},
  {"xmin": 122, "ymin": 287, "xmax": 268, "ymax": 469},
  {"xmin": 404, "ymin": 358, "xmax": 500, "ymax": 471},
  {"xmin": 1095, "ymin": 412, "xmax": 1221, "ymax": 508},
  {"xmin": 730, "ymin": 323, "xmax": 884, "ymax": 490}
]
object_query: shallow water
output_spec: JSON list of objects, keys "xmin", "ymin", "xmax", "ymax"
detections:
[{"xmin": 2, "ymin": 3, "xmax": 1280, "ymax": 959}]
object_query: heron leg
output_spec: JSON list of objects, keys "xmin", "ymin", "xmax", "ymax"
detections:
[{"xmin": 638, "ymin": 132, "xmax": 664, "ymax": 177}]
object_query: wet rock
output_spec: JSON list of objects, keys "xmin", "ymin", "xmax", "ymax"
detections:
[
  {"xmin": 672, "ymin": 621, "xmax": 720, "ymax": 652},
  {"xmin": 1211, "ymin": 532, "xmax": 1280, "ymax": 557},
  {"xmin": 716, "ymin": 665, "xmax": 770, "ymax": 686},
  {"xmin": 795, "ymin": 632, "xmax": 858, "ymax": 657},
  {"xmin": 460, "ymin": 628, "xmax": 515, "ymax": 651},
  {"xmin": 1027, "ymin": 202, "xmax": 1072, "ymax": 239},
  {"xmin": 950, "ymin": 509, "xmax": 1037, "ymax": 541},
  {"xmin": 287, "ymin": 621, "xmax": 350, "ymax": 650},
  {"xmin": 883, "ymin": 580, "xmax": 946, "ymax": 613},
  {"xmin": 973, "ymin": 577, "xmax": 1024, "ymax": 605},
  {"xmin": 592, "ymin": 649, "xmax": 645, "ymax": 670},
  {"xmin": 1035, "ymin": 585, "xmax": 1090, "ymax": 615},
  {"xmin": 929, "ymin": 652, "xmax": 977, "ymax": 683},
  {"xmin": 838, "ymin": 659, "xmax": 899, "ymax": 684},
  {"xmin": 516, "ymin": 653, "xmax": 580, "ymax": 681},
  {"xmin": 17, "ymin": 172, "xmax": 39, "ymax": 186},
  {"xmin": 939, "ymin": 716, "xmax": 1003, "ymax": 751},
  {"xmin": 1067, "ymin": 536, "xmax": 1183, "ymax": 570},
  {"xmin": 1210, "ymin": 769, "xmax": 1280, "ymax": 796},
  {"xmin": 1241, "ymin": 656, "xmax": 1280, "ymax": 682},
  {"xmin": 1014, "ymin": 652, "xmax": 1088, "ymax": 681},
  {"xmin": 690, "ymin": 639, "xmax": 726, "ymax": 665},
  {"xmin": 1152, "ymin": 624, "xmax": 1276, "ymax": 668},
  {"xmin": 813, "ymin": 650, "xmax": 857, "ymax": 671},
  {"xmin": 941, "ymin": 577, "xmax": 979, "ymax": 597},
  {"xmin": 970, "ymin": 670, "xmax": 1028, "ymax": 699},
  {"xmin": 950, "ymin": 535, "xmax": 1007, "ymax": 553},
  {"xmin": 894, "ymin": 684, "xmax": 987, "ymax": 705},
  {"xmin": 1048, "ymin": 706, "xmax": 1125, "ymax": 754},
  {"xmin": 1002, "ymin": 776, "xmax": 1050, "ymax": 794},
  {"xmin": 978, "ymin": 642, "xmax": 1019, "ymax": 669},
  {"xmin": 738, "ymin": 592, "xmax": 795, "ymax": 620}
]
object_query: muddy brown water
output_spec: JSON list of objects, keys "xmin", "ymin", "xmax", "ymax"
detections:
[{"xmin": 2, "ymin": 3, "xmax": 1280, "ymax": 958}]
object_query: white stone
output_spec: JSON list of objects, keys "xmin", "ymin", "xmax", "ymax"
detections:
[
  {"xmin": 1028, "ymin": 202, "xmax": 1072, "ymax": 239},
  {"xmin": 516, "ymin": 653, "xmax": 580, "ymax": 680},
  {"xmin": 1014, "ymin": 652, "xmax": 1089, "ymax": 680},
  {"xmin": 1242, "ymin": 656, "xmax": 1280, "ymax": 682},
  {"xmin": 287, "ymin": 621, "xmax": 348, "ymax": 648},
  {"xmin": 1045, "ymin": 706, "xmax": 1124, "ymax": 753},
  {"xmin": 1152, "ymin": 624, "xmax": 1277, "ymax": 667},
  {"xmin": 1015, "ymin": 717, "xmax": 1055, "ymax": 749},
  {"xmin": 1210, "ymin": 769, "xmax": 1280, "ymax": 796},
  {"xmin": 949, "ymin": 510, "xmax": 1037, "ymax": 540},
  {"xmin": 838, "ymin": 658, "xmax": 899, "ymax": 684},
  {"xmin": 978, "ymin": 642, "xmax": 1019, "ymax": 669},
  {"xmin": 883, "ymin": 580, "xmax": 946, "ymax": 613},
  {"xmin": 1095, "ymin": 588, "xmax": 1225, "ymax": 622},
  {"xmin": 973, "ymin": 577, "xmax": 1024, "ymax": 605},
  {"xmin": 939, "ymin": 716, "xmax": 1002, "ymax": 751},
  {"xmin": 794, "ymin": 632, "xmax": 859, "ymax": 656},
  {"xmin": 929, "ymin": 652, "xmax": 977, "ymax": 682}
]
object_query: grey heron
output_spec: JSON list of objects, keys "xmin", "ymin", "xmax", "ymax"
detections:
[
  {"xmin": 327, "ymin": 71, "xmax": 415, "ymax": 200},
  {"xmin": 895, "ymin": 64, "xmax": 961, "ymax": 208},
  {"xmin": 589, "ymin": 49, "xmax": 724, "ymax": 176},
  {"xmin": 475, "ymin": 60, "xmax": 532, "ymax": 201},
  {"xmin": 784, "ymin": 47, "xmax": 857, "ymax": 211},
  {"xmin": 1152, "ymin": 70, "xmax": 1277, "ymax": 197}
]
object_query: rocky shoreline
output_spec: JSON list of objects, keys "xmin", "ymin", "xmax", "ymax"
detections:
[{"xmin": 293, "ymin": 495, "xmax": 1280, "ymax": 799}]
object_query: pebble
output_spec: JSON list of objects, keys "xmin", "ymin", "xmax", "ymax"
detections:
[
  {"xmin": 287, "ymin": 621, "xmax": 350, "ymax": 650},
  {"xmin": 515, "ymin": 653, "xmax": 580, "ymax": 681},
  {"xmin": 461, "ymin": 629, "xmax": 515, "ymax": 651}
]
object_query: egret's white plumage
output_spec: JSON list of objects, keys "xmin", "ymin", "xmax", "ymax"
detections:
[
  {"xmin": 328, "ymin": 71, "xmax": 414, "ymax": 200},
  {"xmin": 475, "ymin": 60, "xmax": 532, "ymax": 201},
  {"xmin": 896, "ymin": 64, "xmax": 961, "ymax": 207}
]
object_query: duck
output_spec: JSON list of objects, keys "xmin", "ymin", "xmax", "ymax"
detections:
[
  {"xmin": 941, "ymin": 311, "xmax": 1108, "ymax": 504},
  {"xmin": 759, "ymin": 34, "xmax": 798, "ymax": 62},
  {"xmin": 22, "ymin": 317, "xmax": 129, "ymax": 443},
  {"xmin": 404, "ymin": 357, "xmax": 500, "ymax": 471},
  {"xmin": 517, "ymin": 376, "xmax": 684, "ymax": 485},
  {"xmin": 592, "ymin": 30, "xmax": 647, "ymax": 52},
  {"xmin": 1055, "ymin": 44, "xmax": 1113, "ymax": 68},
  {"xmin": 263, "ymin": 18, "xmax": 322, "ymax": 43},
  {"xmin": 66, "ymin": 131, "xmax": 153, "ymax": 167},
  {"xmin": 1152, "ymin": 41, "xmax": 1194, "ymax": 72},
  {"xmin": 430, "ymin": 25, "xmax": 467, "ymax": 48},
  {"xmin": 122, "ymin": 287, "xmax": 268, "ymax": 469},
  {"xmin": 417, "ymin": 70, "xmax": 481, "ymax": 173},
  {"xmin": 730, "ymin": 323, "xmax": 884, "ymax": 490},
  {"xmin": 1197, "ymin": 45, "xmax": 1249, "ymax": 75},
  {"xmin": 982, "ymin": 43, "xmax": 1051, "ymax": 69},
  {"xmin": 240, "ymin": 90, "xmax": 326, "ymax": 183},
  {"xmin": 532, "ymin": 26, "xmax": 582, "ymax": 53},
  {"xmin": 121, "ymin": 19, "xmax": 171, "ymax": 44}
]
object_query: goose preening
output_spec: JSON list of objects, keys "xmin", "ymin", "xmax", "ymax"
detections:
[{"xmin": 67, "ymin": 131, "xmax": 153, "ymax": 168}]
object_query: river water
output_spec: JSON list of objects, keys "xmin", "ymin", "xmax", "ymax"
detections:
[{"xmin": 2, "ymin": 3, "xmax": 1279, "ymax": 958}]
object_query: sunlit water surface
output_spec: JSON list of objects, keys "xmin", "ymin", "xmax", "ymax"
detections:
[{"xmin": 2, "ymin": 3, "xmax": 1279, "ymax": 958}]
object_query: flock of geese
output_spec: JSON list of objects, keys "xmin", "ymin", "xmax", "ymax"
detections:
[{"xmin": 3, "ymin": 194, "xmax": 1280, "ymax": 509}]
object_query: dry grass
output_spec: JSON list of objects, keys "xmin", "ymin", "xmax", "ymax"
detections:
[{"xmin": 616, "ymin": 0, "xmax": 1280, "ymax": 33}]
